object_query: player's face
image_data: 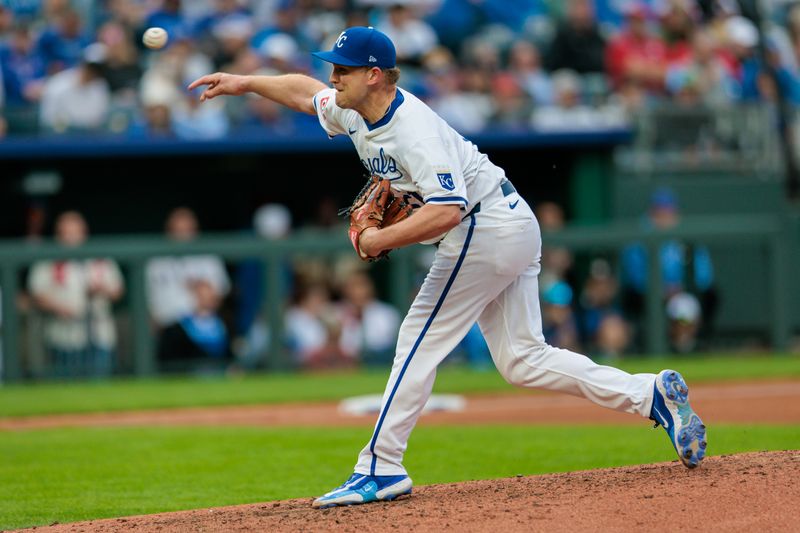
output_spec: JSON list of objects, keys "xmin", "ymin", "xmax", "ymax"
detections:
[{"xmin": 329, "ymin": 64, "xmax": 371, "ymax": 109}]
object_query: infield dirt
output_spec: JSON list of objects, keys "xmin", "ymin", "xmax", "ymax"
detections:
[{"xmin": 22, "ymin": 450, "xmax": 798, "ymax": 532}]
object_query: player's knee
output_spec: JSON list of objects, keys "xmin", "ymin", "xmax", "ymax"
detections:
[
  {"xmin": 499, "ymin": 366, "xmax": 522, "ymax": 387},
  {"xmin": 498, "ymin": 344, "xmax": 550, "ymax": 387},
  {"xmin": 501, "ymin": 363, "xmax": 534, "ymax": 387}
]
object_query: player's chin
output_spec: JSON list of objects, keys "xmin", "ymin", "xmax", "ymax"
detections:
[{"xmin": 335, "ymin": 91, "xmax": 350, "ymax": 106}]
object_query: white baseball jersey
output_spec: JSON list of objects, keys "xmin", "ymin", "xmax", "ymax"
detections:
[
  {"xmin": 314, "ymin": 87, "xmax": 510, "ymax": 241},
  {"xmin": 313, "ymin": 84, "xmax": 658, "ymax": 477}
]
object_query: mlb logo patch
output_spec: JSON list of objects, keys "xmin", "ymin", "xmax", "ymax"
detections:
[{"xmin": 437, "ymin": 173, "xmax": 455, "ymax": 191}]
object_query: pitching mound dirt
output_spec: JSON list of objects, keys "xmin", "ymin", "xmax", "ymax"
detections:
[{"xmin": 25, "ymin": 450, "xmax": 798, "ymax": 532}]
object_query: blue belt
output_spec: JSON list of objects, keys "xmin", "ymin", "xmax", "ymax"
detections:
[
  {"xmin": 461, "ymin": 180, "xmax": 515, "ymax": 221},
  {"xmin": 500, "ymin": 179, "xmax": 516, "ymax": 197}
]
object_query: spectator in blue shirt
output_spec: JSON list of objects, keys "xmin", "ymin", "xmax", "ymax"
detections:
[
  {"xmin": 1, "ymin": 0, "xmax": 42, "ymax": 22},
  {"xmin": 36, "ymin": 8, "xmax": 91, "ymax": 73},
  {"xmin": 0, "ymin": 24, "xmax": 46, "ymax": 107},
  {"xmin": 143, "ymin": 0, "xmax": 189, "ymax": 44},
  {"xmin": 423, "ymin": 0, "xmax": 484, "ymax": 51},
  {"xmin": 541, "ymin": 280, "xmax": 582, "ymax": 352},
  {"xmin": 621, "ymin": 187, "xmax": 718, "ymax": 350},
  {"xmin": 192, "ymin": 0, "xmax": 251, "ymax": 42},
  {"xmin": 475, "ymin": 0, "xmax": 547, "ymax": 34},
  {"xmin": 622, "ymin": 188, "xmax": 714, "ymax": 295},
  {"xmin": 251, "ymin": 1, "xmax": 315, "ymax": 63},
  {"xmin": 722, "ymin": 15, "xmax": 796, "ymax": 103}
]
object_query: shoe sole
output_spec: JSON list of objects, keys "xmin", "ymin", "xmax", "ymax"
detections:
[
  {"xmin": 659, "ymin": 370, "xmax": 707, "ymax": 468},
  {"xmin": 314, "ymin": 488, "xmax": 412, "ymax": 509},
  {"xmin": 313, "ymin": 478, "xmax": 413, "ymax": 509}
]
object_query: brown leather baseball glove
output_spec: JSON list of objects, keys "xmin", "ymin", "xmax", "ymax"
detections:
[{"xmin": 340, "ymin": 175, "xmax": 413, "ymax": 261}]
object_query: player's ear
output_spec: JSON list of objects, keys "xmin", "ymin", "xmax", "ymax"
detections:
[{"xmin": 366, "ymin": 67, "xmax": 382, "ymax": 85}]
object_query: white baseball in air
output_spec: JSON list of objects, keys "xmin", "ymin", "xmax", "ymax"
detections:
[{"xmin": 143, "ymin": 27, "xmax": 168, "ymax": 50}]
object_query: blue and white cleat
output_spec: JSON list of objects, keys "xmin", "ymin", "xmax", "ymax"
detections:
[
  {"xmin": 312, "ymin": 473, "xmax": 413, "ymax": 509},
  {"xmin": 650, "ymin": 369, "xmax": 707, "ymax": 468}
]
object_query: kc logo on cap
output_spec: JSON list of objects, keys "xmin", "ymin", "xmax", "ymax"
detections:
[{"xmin": 313, "ymin": 26, "xmax": 396, "ymax": 69}]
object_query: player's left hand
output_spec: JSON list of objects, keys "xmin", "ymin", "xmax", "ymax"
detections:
[{"xmin": 340, "ymin": 175, "xmax": 412, "ymax": 262}]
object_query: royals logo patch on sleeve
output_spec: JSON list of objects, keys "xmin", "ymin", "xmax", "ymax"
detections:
[
  {"xmin": 319, "ymin": 95, "xmax": 330, "ymax": 119},
  {"xmin": 437, "ymin": 173, "xmax": 455, "ymax": 191}
]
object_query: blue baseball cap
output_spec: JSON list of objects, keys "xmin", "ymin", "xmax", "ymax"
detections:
[
  {"xmin": 312, "ymin": 26, "xmax": 396, "ymax": 69},
  {"xmin": 543, "ymin": 281, "xmax": 573, "ymax": 306},
  {"xmin": 650, "ymin": 187, "xmax": 678, "ymax": 210}
]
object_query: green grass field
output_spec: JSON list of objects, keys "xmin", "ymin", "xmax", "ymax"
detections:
[
  {"xmin": 1, "ymin": 353, "xmax": 798, "ymax": 530},
  {"xmin": 1, "ymin": 353, "xmax": 798, "ymax": 417},
  {"xmin": 1, "ymin": 424, "xmax": 798, "ymax": 530}
]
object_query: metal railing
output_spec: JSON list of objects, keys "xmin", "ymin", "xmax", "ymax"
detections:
[
  {"xmin": 617, "ymin": 104, "xmax": 782, "ymax": 178},
  {"xmin": 0, "ymin": 214, "xmax": 792, "ymax": 382}
]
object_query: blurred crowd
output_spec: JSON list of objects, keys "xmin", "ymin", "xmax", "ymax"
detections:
[
  {"xmin": 17, "ymin": 202, "xmax": 409, "ymax": 377},
  {"xmin": 536, "ymin": 187, "xmax": 717, "ymax": 362},
  {"xmin": 2, "ymin": 0, "xmax": 800, "ymax": 139},
  {"xmin": 13, "ymin": 184, "xmax": 718, "ymax": 379},
  {"xmin": 3, "ymin": 0, "xmax": 746, "ymax": 378}
]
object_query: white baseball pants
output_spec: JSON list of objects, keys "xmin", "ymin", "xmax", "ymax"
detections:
[{"xmin": 355, "ymin": 199, "xmax": 656, "ymax": 476}]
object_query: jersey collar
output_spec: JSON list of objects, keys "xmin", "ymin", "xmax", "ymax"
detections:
[{"xmin": 364, "ymin": 89, "xmax": 404, "ymax": 131}]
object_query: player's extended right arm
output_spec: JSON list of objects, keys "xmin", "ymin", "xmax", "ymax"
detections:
[{"xmin": 187, "ymin": 73, "xmax": 327, "ymax": 115}]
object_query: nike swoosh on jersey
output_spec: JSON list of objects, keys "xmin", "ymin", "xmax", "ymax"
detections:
[
  {"xmin": 509, "ymin": 200, "xmax": 520, "ymax": 209},
  {"xmin": 349, "ymin": 128, "xmax": 357, "ymax": 135}
]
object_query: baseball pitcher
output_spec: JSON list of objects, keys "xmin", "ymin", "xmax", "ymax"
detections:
[{"xmin": 188, "ymin": 26, "xmax": 707, "ymax": 509}]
